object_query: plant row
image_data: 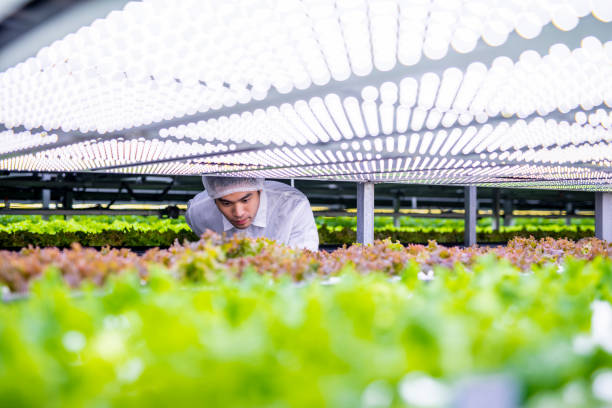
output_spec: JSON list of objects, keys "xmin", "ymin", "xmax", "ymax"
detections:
[
  {"xmin": 1, "ymin": 234, "xmax": 612, "ymax": 406},
  {"xmin": 2, "ymin": 214, "xmax": 596, "ymax": 230},
  {"xmin": 317, "ymin": 215, "xmax": 595, "ymax": 229},
  {"xmin": 2, "ymin": 234, "xmax": 611, "ymax": 294},
  {"xmin": 0, "ymin": 216, "xmax": 596, "ymax": 247},
  {"xmin": 319, "ymin": 224, "xmax": 595, "ymax": 245}
]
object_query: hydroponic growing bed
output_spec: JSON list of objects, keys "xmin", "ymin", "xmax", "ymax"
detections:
[{"xmin": 0, "ymin": 215, "xmax": 597, "ymax": 248}]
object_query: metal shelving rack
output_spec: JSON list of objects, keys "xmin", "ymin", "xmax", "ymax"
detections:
[{"xmin": 1, "ymin": 0, "xmax": 611, "ymax": 244}]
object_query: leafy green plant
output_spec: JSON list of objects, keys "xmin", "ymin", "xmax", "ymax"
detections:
[
  {"xmin": 315, "ymin": 216, "xmax": 595, "ymax": 229},
  {"xmin": 0, "ymin": 215, "xmax": 596, "ymax": 247},
  {"xmin": 0, "ymin": 215, "xmax": 198, "ymax": 247},
  {"xmin": 1, "ymin": 234, "xmax": 612, "ymax": 407},
  {"xmin": 2, "ymin": 233, "xmax": 610, "ymax": 294},
  {"xmin": 319, "ymin": 224, "xmax": 595, "ymax": 245}
]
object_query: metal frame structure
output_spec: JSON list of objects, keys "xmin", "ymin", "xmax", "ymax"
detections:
[
  {"xmin": 1, "ymin": 1, "xmax": 612, "ymax": 244},
  {"xmin": 0, "ymin": 172, "xmax": 597, "ymax": 211},
  {"xmin": 0, "ymin": 172, "xmax": 600, "ymax": 246},
  {"xmin": 464, "ymin": 186, "xmax": 477, "ymax": 246},
  {"xmin": 356, "ymin": 182, "xmax": 375, "ymax": 244},
  {"xmin": 595, "ymin": 192, "xmax": 612, "ymax": 241}
]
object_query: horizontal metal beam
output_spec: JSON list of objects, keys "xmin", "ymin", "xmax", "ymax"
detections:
[
  {"xmin": 0, "ymin": 179, "xmax": 192, "ymax": 190},
  {"xmin": 314, "ymin": 211, "xmax": 594, "ymax": 219},
  {"xmin": 0, "ymin": 208, "xmax": 185, "ymax": 216},
  {"xmin": 0, "ymin": 208, "xmax": 593, "ymax": 220},
  {"xmin": 0, "ymin": 172, "xmax": 594, "ymax": 200}
]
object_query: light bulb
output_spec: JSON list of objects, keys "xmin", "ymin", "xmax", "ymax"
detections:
[
  {"xmin": 361, "ymin": 86, "xmax": 379, "ymax": 102},
  {"xmin": 551, "ymin": 4, "xmax": 579, "ymax": 31},
  {"xmin": 418, "ymin": 72, "xmax": 440, "ymax": 109},
  {"xmin": 482, "ymin": 21, "xmax": 508, "ymax": 47},
  {"xmin": 379, "ymin": 82, "xmax": 398, "ymax": 104},
  {"xmin": 592, "ymin": 0, "xmax": 612, "ymax": 22},
  {"xmin": 451, "ymin": 27, "xmax": 478, "ymax": 54},
  {"xmin": 399, "ymin": 77, "xmax": 418, "ymax": 107},
  {"xmin": 515, "ymin": 12, "xmax": 542, "ymax": 39}
]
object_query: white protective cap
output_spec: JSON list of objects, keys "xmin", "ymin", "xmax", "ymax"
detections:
[{"xmin": 202, "ymin": 176, "xmax": 265, "ymax": 199}]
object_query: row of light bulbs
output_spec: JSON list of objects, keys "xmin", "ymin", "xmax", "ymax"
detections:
[
  {"xmin": 0, "ymin": 1, "xmax": 611, "ymax": 134},
  {"xmin": 154, "ymin": 37, "xmax": 612, "ymax": 153},
  {"xmin": 0, "ymin": 0, "xmax": 611, "ymax": 190},
  {"xmin": 107, "ymin": 158, "xmax": 610, "ymax": 185},
  {"xmin": 0, "ymin": 138, "xmax": 228, "ymax": 172},
  {"xmin": 4, "ymin": 36, "xmax": 608, "ymax": 142},
  {"xmin": 576, "ymin": 109, "xmax": 612, "ymax": 128},
  {"xmin": 0, "ymin": 130, "xmax": 57, "ymax": 155},
  {"xmin": 487, "ymin": 180, "xmax": 612, "ymax": 191},
  {"xmin": 2, "ymin": 115, "xmax": 611, "ymax": 174}
]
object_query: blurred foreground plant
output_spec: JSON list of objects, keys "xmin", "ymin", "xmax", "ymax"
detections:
[{"xmin": 1, "ymin": 235, "xmax": 612, "ymax": 406}]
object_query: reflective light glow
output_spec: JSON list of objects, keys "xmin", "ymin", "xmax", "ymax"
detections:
[
  {"xmin": 0, "ymin": 138, "xmax": 229, "ymax": 172},
  {"xmin": 0, "ymin": 1, "xmax": 611, "ymax": 191},
  {"xmin": 0, "ymin": 1, "xmax": 607, "ymax": 133},
  {"xmin": 0, "ymin": 130, "xmax": 58, "ymax": 155}
]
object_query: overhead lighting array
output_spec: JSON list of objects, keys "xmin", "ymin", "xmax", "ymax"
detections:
[
  {"xmin": 1, "ymin": 0, "xmax": 611, "ymax": 133},
  {"xmin": 100, "ymin": 158, "xmax": 612, "ymax": 185},
  {"xmin": 480, "ymin": 180, "xmax": 612, "ymax": 191},
  {"xmin": 0, "ymin": 129, "xmax": 57, "ymax": 155},
  {"xmin": 0, "ymin": 138, "xmax": 229, "ymax": 172},
  {"xmin": 0, "ymin": 0, "xmax": 611, "ymax": 190},
  {"xmin": 141, "ymin": 37, "xmax": 612, "ymax": 147},
  {"xmin": 4, "ymin": 113, "xmax": 611, "ymax": 175}
]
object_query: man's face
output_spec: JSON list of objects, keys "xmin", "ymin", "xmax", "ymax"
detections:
[{"xmin": 214, "ymin": 190, "xmax": 261, "ymax": 229}]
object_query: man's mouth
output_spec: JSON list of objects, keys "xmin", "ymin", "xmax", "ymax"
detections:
[{"xmin": 234, "ymin": 218, "xmax": 249, "ymax": 226}]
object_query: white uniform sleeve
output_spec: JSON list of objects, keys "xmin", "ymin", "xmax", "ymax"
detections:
[
  {"xmin": 185, "ymin": 192, "xmax": 210, "ymax": 237},
  {"xmin": 287, "ymin": 198, "xmax": 319, "ymax": 251},
  {"xmin": 185, "ymin": 200, "xmax": 203, "ymax": 237}
]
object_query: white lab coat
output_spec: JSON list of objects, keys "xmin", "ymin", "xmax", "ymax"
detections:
[{"xmin": 185, "ymin": 180, "xmax": 319, "ymax": 251}]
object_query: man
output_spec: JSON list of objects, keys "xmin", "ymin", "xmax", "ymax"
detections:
[{"xmin": 185, "ymin": 176, "xmax": 319, "ymax": 251}]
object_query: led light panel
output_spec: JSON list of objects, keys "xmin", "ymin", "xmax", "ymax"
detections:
[
  {"xmin": 1, "ymin": 0, "xmax": 612, "ymax": 191},
  {"xmin": 0, "ymin": 129, "xmax": 57, "ymax": 155},
  {"xmin": 0, "ymin": 137, "xmax": 230, "ymax": 172}
]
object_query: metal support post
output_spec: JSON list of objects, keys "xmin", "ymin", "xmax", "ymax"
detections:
[
  {"xmin": 595, "ymin": 192, "xmax": 612, "ymax": 241},
  {"xmin": 411, "ymin": 196, "xmax": 417, "ymax": 209},
  {"xmin": 290, "ymin": 179, "xmax": 295, "ymax": 188},
  {"xmin": 464, "ymin": 186, "xmax": 477, "ymax": 246},
  {"xmin": 62, "ymin": 190, "xmax": 74, "ymax": 220},
  {"xmin": 565, "ymin": 202, "xmax": 572, "ymax": 226},
  {"xmin": 357, "ymin": 182, "xmax": 375, "ymax": 245},
  {"xmin": 62, "ymin": 191, "xmax": 74, "ymax": 209},
  {"xmin": 393, "ymin": 195, "xmax": 401, "ymax": 228},
  {"xmin": 492, "ymin": 189, "xmax": 501, "ymax": 232},
  {"xmin": 503, "ymin": 199, "xmax": 513, "ymax": 227},
  {"xmin": 41, "ymin": 174, "xmax": 51, "ymax": 220},
  {"xmin": 42, "ymin": 184, "xmax": 51, "ymax": 209}
]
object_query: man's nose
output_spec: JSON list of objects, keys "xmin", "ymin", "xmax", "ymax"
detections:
[{"xmin": 233, "ymin": 204, "xmax": 245, "ymax": 218}]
